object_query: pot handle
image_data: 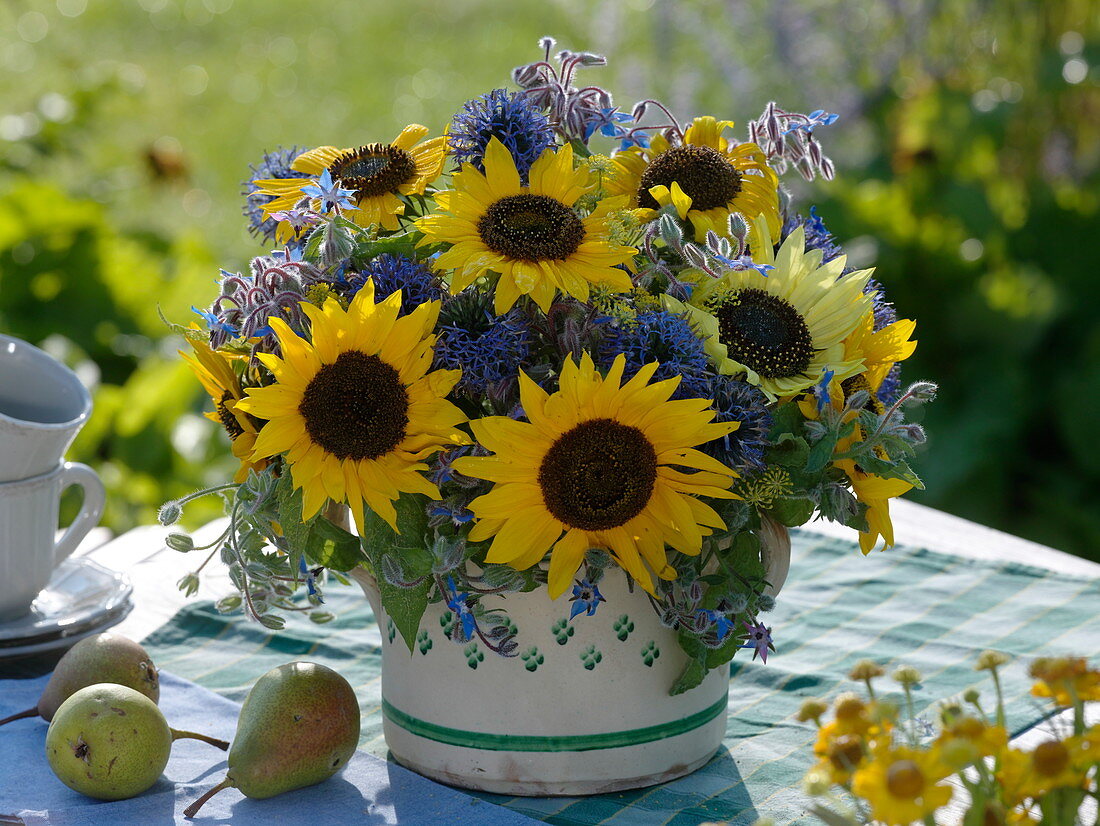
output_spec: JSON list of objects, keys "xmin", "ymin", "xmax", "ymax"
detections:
[{"xmin": 760, "ymin": 515, "xmax": 792, "ymax": 597}]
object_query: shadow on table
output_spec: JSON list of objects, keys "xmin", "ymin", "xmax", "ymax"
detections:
[
  {"xmin": 213, "ymin": 776, "xmax": 384, "ymax": 826},
  {"xmin": 463, "ymin": 746, "xmax": 759, "ymax": 825}
]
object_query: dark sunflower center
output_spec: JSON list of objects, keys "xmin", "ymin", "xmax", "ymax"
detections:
[
  {"xmin": 217, "ymin": 391, "xmax": 245, "ymax": 440},
  {"xmin": 477, "ymin": 194, "xmax": 585, "ymax": 262},
  {"xmin": 713, "ymin": 288, "xmax": 814, "ymax": 379},
  {"xmin": 538, "ymin": 418, "xmax": 657, "ymax": 531},
  {"xmin": 328, "ymin": 144, "xmax": 418, "ymax": 199},
  {"xmin": 298, "ymin": 351, "xmax": 409, "ymax": 462},
  {"xmin": 841, "ymin": 373, "xmax": 885, "ymax": 414},
  {"xmin": 638, "ymin": 144, "xmax": 741, "ymax": 211}
]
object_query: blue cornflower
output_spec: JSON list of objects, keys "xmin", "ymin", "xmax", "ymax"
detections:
[
  {"xmin": 598, "ymin": 311, "xmax": 712, "ymax": 399},
  {"xmin": 877, "ymin": 363, "xmax": 903, "ymax": 407},
  {"xmin": 699, "ymin": 376, "xmax": 773, "ymax": 474},
  {"xmin": 241, "ymin": 146, "xmax": 309, "ymax": 243},
  {"xmin": 434, "ymin": 294, "xmax": 531, "ymax": 395},
  {"xmin": 449, "ymin": 89, "xmax": 555, "ymax": 183},
  {"xmin": 346, "ymin": 254, "xmax": 446, "ymax": 317},
  {"xmin": 569, "ymin": 579, "xmax": 607, "ymax": 620},
  {"xmin": 784, "ymin": 206, "xmax": 843, "ymax": 263},
  {"xmin": 445, "ymin": 576, "xmax": 478, "ymax": 642},
  {"xmin": 301, "ymin": 168, "xmax": 356, "ymax": 214},
  {"xmin": 697, "ymin": 609, "xmax": 736, "ymax": 641},
  {"xmin": 741, "ymin": 620, "xmax": 775, "ymax": 664}
]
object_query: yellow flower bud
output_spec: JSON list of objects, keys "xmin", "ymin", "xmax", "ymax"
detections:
[
  {"xmin": 849, "ymin": 660, "xmax": 886, "ymax": 682},
  {"xmin": 975, "ymin": 650, "xmax": 1010, "ymax": 671},
  {"xmin": 892, "ymin": 665, "xmax": 922, "ymax": 686},
  {"xmin": 796, "ymin": 698, "xmax": 828, "ymax": 723}
]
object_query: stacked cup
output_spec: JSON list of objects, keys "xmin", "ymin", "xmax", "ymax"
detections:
[{"xmin": 0, "ymin": 334, "xmax": 105, "ymax": 623}]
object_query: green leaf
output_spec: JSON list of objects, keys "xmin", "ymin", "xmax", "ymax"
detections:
[
  {"xmin": 721, "ymin": 530, "xmax": 765, "ymax": 583},
  {"xmin": 308, "ymin": 517, "xmax": 367, "ymax": 571},
  {"xmin": 768, "ymin": 433, "xmax": 810, "ymax": 470},
  {"xmin": 358, "ymin": 493, "xmax": 435, "ymax": 653},
  {"xmin": 805, "ymin": 425, "xmax": 839, "ymax": 473},
  {"xmin": 767, "ymin": 496, "xmax": 816, "ymax": 527},
  {"xmin": 670, "ymin": 656, "xmax": 709, "ymax": 696},
  {"xmin": 768, "ymin": 402, "xmax": 804, "ymax": 441}
]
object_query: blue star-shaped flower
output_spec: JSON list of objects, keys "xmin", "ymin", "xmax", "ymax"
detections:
[
  {"xmin": 697, "ymin": 608, "xmax": 736, "ymax": 641},
  {"xmin": 300, "ymin": 168, "xmax": 356, "ymax": 214},
  {"xmin": 569, "ymin": 579, "xmax": 607, "ymax": 620},
  {"xmin": 741, "ymin": 620, "xmax": 775, "ymax": 664},
  {"xmin": 298, "ymin": 556, "xmax": 322, "ymax": 602},
  {"xmin": 814, "ymin": 367, "xmax": 836, "ymax": 413},
  {"xmin": 445, "ymin": 576, "xmax": 478, "ymax": 641},
  {"xmin": 191, "ymin": 305, "xmax": 238, "ymax": 336}
]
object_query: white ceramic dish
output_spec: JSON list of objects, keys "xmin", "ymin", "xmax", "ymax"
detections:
[{"xmin": 0, "ymin": 557, "xmax": 132, "ymax": 658}]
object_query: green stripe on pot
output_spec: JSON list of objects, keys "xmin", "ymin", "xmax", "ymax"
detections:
[{"xmin": 381, "ymin": 694, "xmax": 728, "ymax": 752}]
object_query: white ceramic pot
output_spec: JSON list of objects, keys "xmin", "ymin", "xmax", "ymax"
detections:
[{"xmin": 349, "ymin": 521, "xmax": 791, "ymax": 796}]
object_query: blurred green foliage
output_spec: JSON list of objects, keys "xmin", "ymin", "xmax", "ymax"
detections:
[{"xmin": 0, "ymin": 0, "xmax": 1097, "ymax": 556}]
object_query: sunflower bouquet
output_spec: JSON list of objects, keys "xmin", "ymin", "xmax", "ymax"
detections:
[
  {"xmin": 163, "ymin": 39, "xmax": 933, "ymax": 693},
  {"xmin": 800, "ymin": 654, "xmax": 1100, "ymax": 825}
]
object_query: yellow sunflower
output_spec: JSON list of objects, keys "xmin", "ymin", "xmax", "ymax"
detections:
[
  {"xmin": 416, "ymin": 137, "xmax": 637, "ymax": 314},
  {"xmin": 180, "ymin": 333, "xmax": 265, "ymax": 483},
  {"xmin": 451, "ymin": 353, "xmax": 739, "ymax": 598},
  {"xmin": 607, "ymin": 116, "xmax": 780, "ymax": 246},
  {"xmin": 665, "ymin": 216, "xmax": 874, "ymax": 400},
  {"xmin": 851, "ymin": 746, "xmax": 953, "ymax": 826},
  {"xmin": 839, "ymin": 312, "xmax": 917, "ymax": 412},
  {"xmin": 234, "ymin": 281, "xmax": 468, "ymax": 532},
  {"xmin": 253, "ymin": 125, "xmax": 447, "ymax": 232}
]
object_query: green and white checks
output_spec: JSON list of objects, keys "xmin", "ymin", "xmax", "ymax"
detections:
[{"xmin": 143, "ymin": 530, "xmax": 1100, "ymax": 825}]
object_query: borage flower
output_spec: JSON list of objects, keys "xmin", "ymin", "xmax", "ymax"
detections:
[
  {"xmin": 667, "ymin": 218, "xmax": 874, "ymax": 400},
  {"xmin": 569, "ymin": 579, "xmax": 606, "ymax": 620},
  {"xmin": 453, "ymin": 353, "xmax": 739, "ymax": 597},
  {"xmin": 417, "ymin": 138, "xmax": 636, "ymax": 314},
  {"xmin": 253, "ymin": 125, "xmax": 447, "ymax": 231},
  {"xmin": 235, "ymin": 281, "xmax": 468, "ymax": 532},
  {"xmin": 608, "ymin": 116, "xmax": 780, "ymax": 246}
]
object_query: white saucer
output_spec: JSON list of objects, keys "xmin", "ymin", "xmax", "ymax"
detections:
[{"xmin": 0, "ymin": 557, "xmax": 133, "ymax": 658}]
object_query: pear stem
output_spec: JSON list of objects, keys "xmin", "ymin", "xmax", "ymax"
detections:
[
  {"xmin": 171, "ymin": 728, "xmax": 230, "ymax": 751},
  {"xmin": 0, "ymin": 707, "xmax": 38, "ymax": 726},
  {"xmin": 183, "ymin": 776, "xmax": 235, "ymax": 818}
]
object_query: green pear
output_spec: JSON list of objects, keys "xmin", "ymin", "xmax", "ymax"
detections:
[
  {"xmin": 0, "ymin": 632, "xmax": 159, "ymax": 726},
  {"xmin": 45, "ymin": 684, "xmax": 173, "ymax": 800},
  {"xmin": 184, "ymin": 662, "xmax": 360, "ymax": 817}
]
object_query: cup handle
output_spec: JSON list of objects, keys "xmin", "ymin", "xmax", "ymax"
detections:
[{"xmin": 53, "ymin": 462, "xmax": 106, "ymax": 565}]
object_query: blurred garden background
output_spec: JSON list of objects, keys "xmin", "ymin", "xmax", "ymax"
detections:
[{"xmin": 1, "ymin": 0, "xmax": 1098, "ymax": 558}]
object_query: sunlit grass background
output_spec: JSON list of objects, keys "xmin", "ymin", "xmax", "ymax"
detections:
[{"xmin": 2, "ymin": 0, "xmax": 1098, "ymax": 558}]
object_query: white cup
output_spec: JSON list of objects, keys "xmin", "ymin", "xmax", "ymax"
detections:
[
  {"xmin": 0, "ymin": 462, "xmax": 106, "ymax": 621},
  {"xmin": 0, "ymin": 334, "xmax": 93, "ymax": 483}
]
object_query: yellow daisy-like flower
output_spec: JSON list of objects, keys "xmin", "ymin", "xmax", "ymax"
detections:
[
  {"xmin": 1029, "ymin": 656, "xmax": 1100, "ymax": 705},
  {"xmin": 839, "ymin": 312, "xmax": 917, "ymax": 412},
  {"xmin": 451, "ymin": 353, "xmax": 739, "ymax": 598},
  {"xmin": 934, "ymin": 715, "xmax": 1008, "ymax": 769},
  {"xmin": 998, "ymin": 739, "xmax": 1090, "ymax": 803},
  {"xmin": 666, "ymin": 217, "xmax": 874, "ymax": 400},
  {"xmin": 851, "ymin": 746, "xmax": 953, "ymax": 826},
  {"xmin": 416, "ymin": 138, "xmax": 637, "ymax": 314},
  {"xmin": 234, "ymin": 281, "xmax": 468, "ymax": 532},
  {"xmin": 180, "ymin": 334, "xmax": 265, "ymax": 484},
  {"xmin": 607, "ymin": 116, "xmax": 780, "ymax": 246},
  {"xmin": 253, "ymin": 125, "xmax": 447, "ymax": 232}
]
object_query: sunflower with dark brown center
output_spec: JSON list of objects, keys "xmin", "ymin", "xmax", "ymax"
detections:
[
  {"xmin": 452, "ymin": 353, "xmax": 739, "ymax": 598},
  {"xmin": 235, "ymin": 280, "xmax": 468, "ymax": 532},
  {"xmin": 666, "ymin": 217, "xmax": 873, "ymax": 399},
  {"xmin": 417, "ymin": 138, "xmax": 637, "ymax": 314},
  {"xmin": 607, "ymin": 116, "xmax": 780, "ymax": 245},
  {"xmin": 252, "ymin": 125, "xmax": 447, "ymax": 232},
  {"xmin": 180, "ymin": 333, "xmax": 266, "ymax": 483}
]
